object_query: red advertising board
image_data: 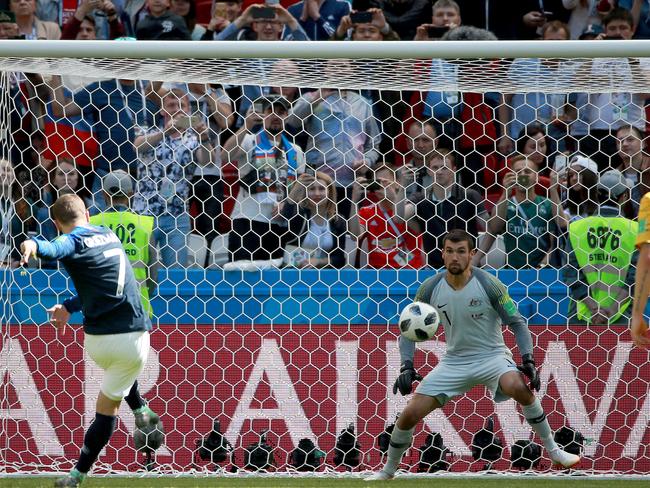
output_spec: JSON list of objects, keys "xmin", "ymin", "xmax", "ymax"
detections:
[{"xmin": 1, "ymin": 324, "xmax": 649, "ymax": 473}]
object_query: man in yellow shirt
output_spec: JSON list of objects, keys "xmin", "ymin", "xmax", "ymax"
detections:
[
  {"xmin": 90, "ymin": 170, "xmax": 158, "ymax": 317},
  {"xmin": 632, "ymin": 192, "xmax": 650, "ymax": 348}
]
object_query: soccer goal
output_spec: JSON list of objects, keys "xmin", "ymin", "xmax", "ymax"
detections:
[{"xmin": 0, "ymin": 39, "xmax": 649, "ymax": 477}]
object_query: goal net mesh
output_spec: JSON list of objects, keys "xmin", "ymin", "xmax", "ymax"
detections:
[{"xmin": 0, "ymin": 48, "xmax": 649, "ymax": 476}]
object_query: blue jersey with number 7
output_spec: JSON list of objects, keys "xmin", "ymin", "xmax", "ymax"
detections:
[{"xmin": 32, "ymin": 225, "xmax": 151, "ymax": 335}]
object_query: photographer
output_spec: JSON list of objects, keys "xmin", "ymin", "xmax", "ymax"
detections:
[
  {"xmin": 61, "ymin": 0, "xmax": 125, "ymax": 40},
  {"xmin": 216, "ymin": 3, "xmax": 308, "ymax": 40}
]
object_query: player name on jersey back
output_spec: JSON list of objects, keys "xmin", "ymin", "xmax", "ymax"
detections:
[{"xmin": 83, "ymin": 231, "xmax": 120, "ymax": 249}]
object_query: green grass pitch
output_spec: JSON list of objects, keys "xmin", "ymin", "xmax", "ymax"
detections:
[{"xmin": 2, "ymin": 477, "xmax": 649, "ymax": 488}]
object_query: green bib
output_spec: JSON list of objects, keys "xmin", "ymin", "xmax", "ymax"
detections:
[
  {"xmin": 90, "ymin": 211, "xmax": 155, "ymax": 316},
  {"xmin": 568, "ymin": 216, "xmax": 637, "ymax": 324}
]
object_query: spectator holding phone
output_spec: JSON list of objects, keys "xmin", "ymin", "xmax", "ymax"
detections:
[
  {"xmin": 10, "ymin": 0, "xmax": 60, "ymax": 39},
  {"xmin": 281, "ymin": 172, "xmax": 347, "ymax": 268},
  {"xmin": 414, "ymin": 0, "xmax": 460, "ymax": 40},
  {"xmin": 132, "ymin": 88, "xmax": 215, "ymax": 267},
  {"xmin": 0, "ymin": 11, "xmax": 20, "ymax": 38},
  {"xmin": 367, "ymin": 0, "xmax": 430, "ymax": 40},
  {"xmin": 334, "ymin": 7, "xmax": 398, "ymax": 39},
  {"xmin": 216, "ymin": 3, "xmax": 308, "ymax": 40},
  {"xmin": 222, "ymin": 95, "xmax": 306, "ymax": 262},
  {"xmin": 201, "ymin": 0, "xmax": 242, "ymax": 38},
  {"xmin": 475, "ymin": 156, "xmax": 567, "ymax": 269},
  {"xmin": 61, "ymin": 0, "xmax": 125, "ymax": 40},
  {"xmin": 288, "ymin": 0, "xmax": 349, "ymax": 40},
  {"xmin": 399, "ymin": 119, "xmax": 437, "ymax": 201},
  {"xmin": 519, "ymin": 0, "xmax": 570, "ymax": 39}
]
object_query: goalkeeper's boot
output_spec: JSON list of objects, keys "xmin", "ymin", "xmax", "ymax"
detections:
[
  {"xmin": 365, "ymin": 471, "xmax": 394, "ymax": 481},
  {"xmin": 134, "ymin": 405, "xmax": 165, "ymax": 451},
  {"xmin": 54, "ymin": 469, "xmax": 85, "ymax": 487},
  {"xmin": 549, "ymin": 448, "xmax": 581, "ymax": 468}
]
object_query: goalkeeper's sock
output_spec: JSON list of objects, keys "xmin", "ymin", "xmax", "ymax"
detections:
[
  {"xmin": 382, "ymin": 425, "xmax": 415, "ymax": 476},
  {"xmin": 75, "ymin": 413, "xmax": 116, "ymax": 474},
  {"xmin": 523, "ymin": 398, "xmax": 559, "ymax": 453},
  {"xmin": 125, "ymin": 381, "xmax": 146, "ymax": 411}
]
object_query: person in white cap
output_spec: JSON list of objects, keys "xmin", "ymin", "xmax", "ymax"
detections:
[
  {"xmin": 562, "ymin": 154, "xmax": 599, "ymax": 222},
  {"xmin": 564, "ymin": 169, "xmax": 638, "ymax": 326}
]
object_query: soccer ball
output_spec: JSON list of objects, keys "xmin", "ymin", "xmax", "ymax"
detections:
[{"xmin": 399, "ymin": 302, "xmax": 440, "ymax": 342}]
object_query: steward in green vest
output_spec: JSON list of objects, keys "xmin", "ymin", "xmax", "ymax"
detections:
[
  {"xmin": 564, "ymin": 169, "xmax": 638, "ymax": 325},
  {"xmin": 89, "ymin": 170, "xmax": 158, "ymax": 317}
]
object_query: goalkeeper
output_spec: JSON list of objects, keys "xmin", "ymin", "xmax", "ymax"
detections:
[
  {"xmin": 19, "ymin": 194, "xmax": 161, "ymax": 488},
  {"xmin": 367, "ymin": 230, "xmax": 580, "ymax": 481}
]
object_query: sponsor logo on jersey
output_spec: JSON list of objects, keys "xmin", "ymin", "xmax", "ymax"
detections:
[
  {"xmin": 499, "ymin": 293, "xmax": 518, "ymax": 316},
  {"xmin": 469, "ymin": 298, "xmax": 482, "ymax": 307}
]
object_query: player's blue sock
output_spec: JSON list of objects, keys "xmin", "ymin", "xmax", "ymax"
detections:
[
  {"xmin": 522, "ymin": 398, "xmax": 559, "ymax": 452},
  {"xmin": 382, "ymin": 425, "xmax": 415, "ymax": 475},
  {"xmin": 75, "ymin": 413, "xmax": 116, "ymax": 474},
  {"xmin": 125, "ymin": 381, "xmax": 146, "ymax": 411}
]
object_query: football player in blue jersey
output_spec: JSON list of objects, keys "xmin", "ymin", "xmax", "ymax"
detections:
[{"xmin": 20, "ymin": 194, "xmax": 162, "ymax": 487}]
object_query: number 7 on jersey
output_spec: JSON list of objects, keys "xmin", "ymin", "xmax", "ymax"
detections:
[{"xmin": 103, "ymin": 248, "xmax": 126, "ymax": 297}]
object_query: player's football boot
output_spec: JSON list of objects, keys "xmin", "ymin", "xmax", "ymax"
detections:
[
  {"xmin": 134, "ymin": 405, "xmax": 165, "ymax": 451},
  {"xmin": 365, "ymin": 470, "xmax": 395, "ymax": 481},
  {"xmin": 549, "ymin": 448, "xmax": 581, "ymax": 468},
  {"xmin": 53, "ymin": 470, "xmax": 84, "ymax": 487}
]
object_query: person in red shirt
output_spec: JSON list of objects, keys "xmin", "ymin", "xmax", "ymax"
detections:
[{"xmin": 349, "ymin": 163, "xmax": 424, "ymax": 269}]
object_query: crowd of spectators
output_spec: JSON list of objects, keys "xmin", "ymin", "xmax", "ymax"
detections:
[{"xmin": 0, "ymin": 0, "xmax": 649, "ymax": 273}]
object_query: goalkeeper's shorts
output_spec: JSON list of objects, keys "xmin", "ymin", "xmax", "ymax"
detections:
[
  {"xmin": 416, "ymin": 353, "xmax": 518, "ymax": 406},
  {"xmin": 85, "ymin": 330, "xmax": 150, "ymax": 401}
]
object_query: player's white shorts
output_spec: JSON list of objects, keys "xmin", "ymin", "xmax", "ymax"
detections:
[
  {"xmin": 415, "ymin": 353, "xmax": 519, "ymax": 406},
  {"xmin": 85, "ymin": 330, "xmax": 149, "ymax": 401}
]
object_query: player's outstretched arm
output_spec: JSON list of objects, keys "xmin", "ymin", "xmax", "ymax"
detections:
[
  {"xmin": 22, "ymin": 235, "xmax": 77, "ymax": 262},
  {"xmin": 631, "ymin": 243, "xmax": 650, "ymax": 348}
]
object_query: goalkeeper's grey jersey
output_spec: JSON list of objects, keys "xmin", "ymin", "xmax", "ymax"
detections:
[{"xmin": 404, "ymin": 268, "xmax": 533, "ymax": 361}]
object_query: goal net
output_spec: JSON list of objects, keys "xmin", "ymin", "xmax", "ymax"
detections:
[{"xmin": 0, "ymin": 40, "xmax": 649, "ymax": 476}]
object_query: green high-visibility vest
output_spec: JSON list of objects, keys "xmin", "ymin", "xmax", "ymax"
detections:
[
  {"xmin": 90, "ymin": 210, "xmax": 155, "ymax": 317},
  {"xmin": 568, "ymin": 216, "xmax": 638, "ymax": 324}
]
